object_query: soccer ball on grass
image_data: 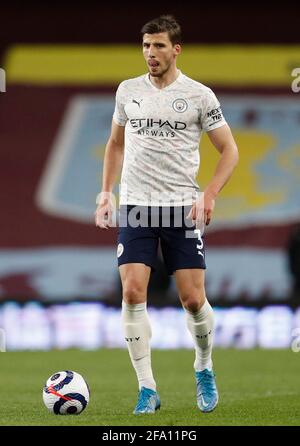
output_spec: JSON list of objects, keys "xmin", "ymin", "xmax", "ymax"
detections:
[{"xmin": 43, "ymin": 370, "xmax": 90, "ymax": 415}]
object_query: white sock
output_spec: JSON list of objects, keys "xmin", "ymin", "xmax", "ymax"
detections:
[
  {"xmin": 121, "ymin": 301, "xmax": 156, "ymax": 391},
  {"xmin": 185, "ymin": 299, "xmax": 214, "ymax": 372}
]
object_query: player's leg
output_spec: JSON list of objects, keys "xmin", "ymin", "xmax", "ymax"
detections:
[
  {"xmin": 175, "ymin": 268, "xmax": 218, "ymax": 412},
  {"xmin": 120, "ymin": 263, "xmax": 160, "ymax": 414},
  {"xmin": 160, "ymin": 211, "xmax": 214, "ymax": 371},
  {"xmin": 175, "ymin": 269, "xmax": 213, "ymax": 370},
  {"xmin": 160, "ymin": 208, "xmax": 218, "ymax": 412},
  {"xmin": 120, "ymin": 262, "xmax": 155, "ymax": 390},
  {"xmin": 118, "ymin": 205, "xmax": 161, "ymax": 413}
]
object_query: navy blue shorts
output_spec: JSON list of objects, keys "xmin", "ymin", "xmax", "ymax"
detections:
[{"xmin": 117, "ymin": 205, "xmax": 206, "ymax": 275}]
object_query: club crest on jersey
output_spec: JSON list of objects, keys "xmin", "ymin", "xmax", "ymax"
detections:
[{"xmin": 172, "ymin": 98, "xmax": 188, "ymax": 113}]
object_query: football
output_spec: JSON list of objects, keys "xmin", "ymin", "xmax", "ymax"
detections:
[{"xmin": 43, "ymin": 370, "xmax": 90, "ymax": 415}]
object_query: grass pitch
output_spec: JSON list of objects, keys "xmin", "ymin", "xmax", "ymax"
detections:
[{"xmin": 0, "ymin": 348, "xmax": 299, "ymax": 426}]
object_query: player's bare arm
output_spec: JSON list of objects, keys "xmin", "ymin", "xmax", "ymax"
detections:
[
  {"xmin": 95, "ymin": 120, "xmax": 125, "ymax": 229},
  {"xmin": 188, "ymin": 123, "xmax": 239, "ymax": 226}
]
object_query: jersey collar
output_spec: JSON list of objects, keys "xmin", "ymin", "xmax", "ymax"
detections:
[{"xmin": 145, "ymin": 69, "xmax": 183, "ymax": 91}]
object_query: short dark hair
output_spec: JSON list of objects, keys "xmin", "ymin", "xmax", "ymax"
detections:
[{"xmin": 141, "ymin": 15, "xmax": 182, "ymax": 45}]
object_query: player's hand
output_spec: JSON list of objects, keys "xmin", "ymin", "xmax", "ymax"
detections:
[
  {"xmin": 95, "ymin": 193, "xmax": 115, "ymax": 229},
  {"xmin": 186, "ymin": 195, "xmax": 204, "ymax": 230},
  {"xmin": 203, "ymin": 191, "xmax": 215, "ymax": 226},
  {"xmin": 186, "ymin": 191, "xmax": 215, "ymax": 228}
]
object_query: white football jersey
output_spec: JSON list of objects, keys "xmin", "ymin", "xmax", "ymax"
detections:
[{"xmin": 113, "ymin": 70, "xmax": 226, "ymax": 206}]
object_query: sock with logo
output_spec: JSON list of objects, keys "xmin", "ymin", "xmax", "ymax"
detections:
[
  {"xmin": 121, "ymin": 301, "xmax": 156, "ymax": 391},
  {"xmin": 184, "ymin": 299, "xmax": 214, "ymax": 372}
]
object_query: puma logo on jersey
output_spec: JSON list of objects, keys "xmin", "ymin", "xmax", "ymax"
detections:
[{"xmin": 132, "ymin": 99, "xmax": 143, "ymax": 107}]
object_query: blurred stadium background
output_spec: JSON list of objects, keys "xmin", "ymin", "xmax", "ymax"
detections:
[{"xmin": 1, "ymin": 2, "xmax": 300, "ymax": 352}]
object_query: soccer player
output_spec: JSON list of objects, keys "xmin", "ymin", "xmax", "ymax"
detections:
[{"xmin": 95, "ymin": 15, "xmax": 239, "ymax": 414}]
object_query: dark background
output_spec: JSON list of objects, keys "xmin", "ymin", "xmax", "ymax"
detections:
[
  {"xmin": 1, "ymin": 2, "xmax": 300, "ymax": 304},
  {"xmin": 1, "ymin": 2, "xmax": 300, "ymax": 63}
]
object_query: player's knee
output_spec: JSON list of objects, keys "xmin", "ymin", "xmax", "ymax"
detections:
[
  {"xmin": 122, "ymin": 281, "xmax": 146, "ymax": 304},
  {"xmin": 181, "ymin": 294, "xmax": 204, "ymax": 313},
  {"xmin": 184, "ymin": 300, "xmax": 201, "ymax": 313}
]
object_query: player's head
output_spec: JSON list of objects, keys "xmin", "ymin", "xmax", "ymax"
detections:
[{"xmin": 141, "ymin": 15, "xmax": 182, "ymax": 78}]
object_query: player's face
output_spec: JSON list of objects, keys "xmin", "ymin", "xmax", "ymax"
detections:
[{"xmin": 142, "ymin": 32, "xmax": 181, "ymax": 77}]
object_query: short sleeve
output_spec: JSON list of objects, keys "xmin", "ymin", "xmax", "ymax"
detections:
[
  {"xmin": 112, "ymin": 82, "xmax": 128, "ymax": 126},
  {"xmin": 200, "ymin": 89, "xmax": 226, "ymax": 132}
]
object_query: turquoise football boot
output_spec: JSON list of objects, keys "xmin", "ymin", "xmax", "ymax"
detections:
[
  {"xmin": 195, "ymin": 369, "xmax": 219, "ymax": 413},
  {"xmin": 133, "ymin": 387, "xmax": 161, "ymax": 415}
]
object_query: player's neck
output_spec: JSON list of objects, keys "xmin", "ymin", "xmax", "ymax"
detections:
[{"xmin": 149, "ymin": 67, "xmax": 180, "ymax": 90}]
